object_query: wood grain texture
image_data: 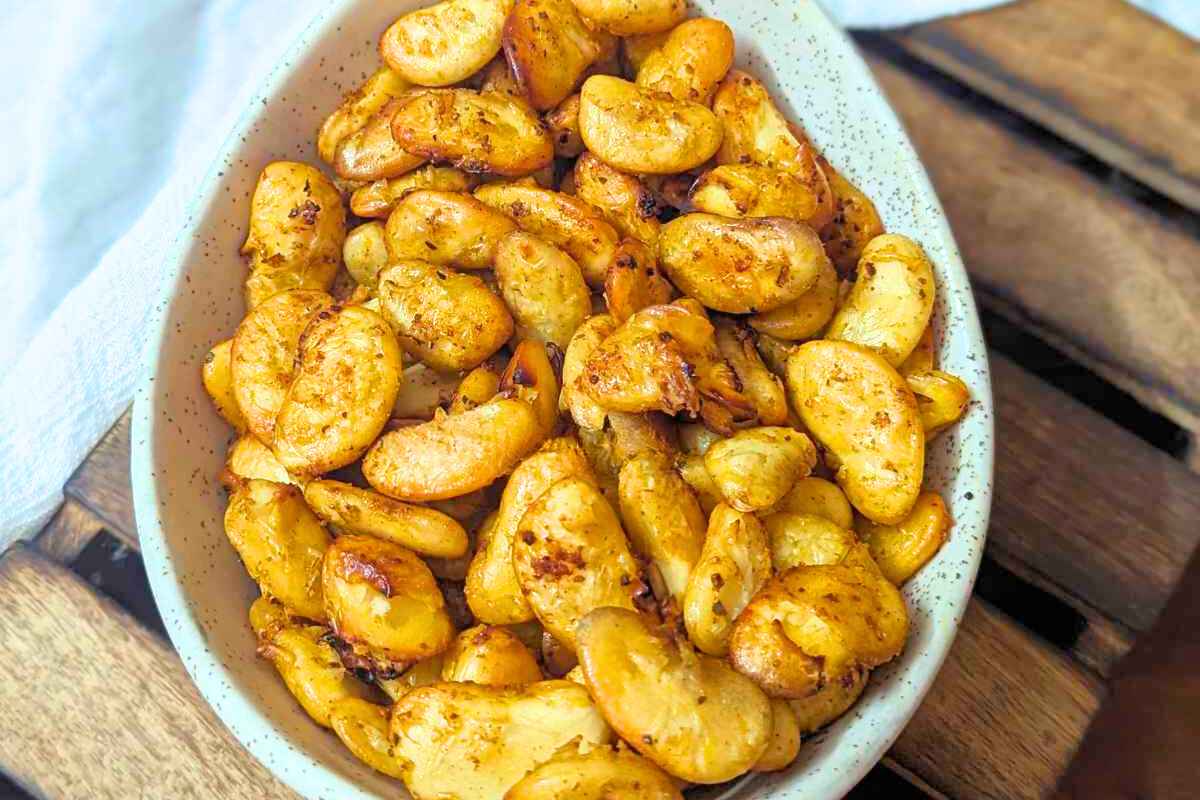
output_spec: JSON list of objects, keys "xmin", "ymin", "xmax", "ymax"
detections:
[
  {"xmin": 987, "ymin": 547, "xmax": 1134, "ymax": 679},
  {"xmin": 868, "ymin": 53, "xmax": 1200, "ymax": 433},
  {"xmin": 989, "ymin": 353, "xmax": 1200, "ymax": 633},
  {"xmin": 0, "ymin": 545, "xmax": 298, "ymax": 800},
  {"xmin": 892, "ymin": 599, "xmax": 1103, "ymax": 800},
  {"xmin": 890, "ymin": 0, "xmax": 1200, "ymax": 213},
  {"xmin": 34, "ymin": 498, "xmax": 108, "ymax": 564},
  {"xmin": 65, "ymin": 409, "xmax": 136, "ymax": 549}
]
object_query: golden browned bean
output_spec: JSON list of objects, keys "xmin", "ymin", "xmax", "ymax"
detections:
[
  {"xmin": 303, "ymin": 479, "xmax": 468, "ymax": 558},
  {"xmin": 582, "ymin": 301, "xmax": 754, "ymax": 433},
  {"xmin": 712, "ymin": 70, "xmax": 834, "ymax": 229},
  {"xmin": 573, "ymin": 152, "xmax": 661, "ymax": 247},
  {"xmin": 577, "ymin": 606, "xmax": 772, "ymax": 783},
  {"xmin": 818, "ymin": 156, "xmax": 885, "ymax": 276},
  {"xmin": 616, "ymin": 454, "xmax": 705, "ymax": 599},
  {"xmin": 570, "ymin": 0, "xmax": 685, "ymax": 35},
  {"xmin": 466, "ymin": 437, "xmax": 595, "ymax": 624},
  {"xmin": 658, "ymin": 214, "xmax": 828, "ymax": 314},
  {"xmin": 202, "ymin": 339, "xmax": 247, "ymax": 432},
  {"xmin": 224, "ymin": 479, "xmax": 330, "ymax": 620},
  {"xmin": 349, "ymin": 166, "xmax": 474, "ymax": 219},
  {"xmin": 317, "ymin": 67, "xmax": 412, "ymax": 165},
  {"xmin": 728, "ymin": 555, "xmax": 907, "ymax": 698},
  {"xmin": 503, "ymin": 0, "xmax": 606, "ymax": 110},
  {"xmin": 322, "ymin": 534, "xmax": 455, "ymax": 663},
  {"xmin": 773, "ymin": 477, "xmax": 854, "ymax": 529},
  {"xmin": 495, "ymin": 232, "xmax": 591, "ymax": 348},
  {"xmin": 333, "ymin": 98, "xmax": 425, "ymax": 182},
  {"xmin": 545, "ymin": 94, "xmax": 585, "ymax": 158},
  {"xmin": 578, "ymin": 76, "xmax": 722, "ymax": 175},
  {"xmin": 506, "ymin": 747, "xmax": 683, "ymax": 799},
  {"xmin": 683, "ymin": 504, "xmax": 772, "ymax": 656},
  {"xmin": 241, "ymin": 163, "xmax": 344, "ymax": 308},
  {"xmin": 765, "ymin": 512, "xmax": 858, "ymax": 571},
  {"xmin": 712, "ymin": 317, "xmax": 788, "ymax": 426},
  {"xmin": 392, "ymin": 89, "xmax": 554, "ymax": 177},
  {"xmin": 703, "ymin": 427, "xmax": 817, "ymax": 513},
  {"xmin": 390, "ymin": 681, "xmax": 611, "ymax": 800},
  {"xmin": 329, "ymin": 698, "xmax": 406, "ymax": 778},
  {"xmin": 440, "ymin": 624, "xmax": 544, "ymax": 685},
  {"xmin": 748, "ymin": 259, "xmax": 839, "ymax": 342},
  {"xmin": 635, "ymin": 18, "xmax": 734, "ymax": 104},
  {"xmin": 786, "ymin": 340, "xmax": 924, "ymax": 524},
  {"xmin": 906, "ymin": 369, "xmax": 971, "ymax": 437},
  {"xmin": 364, "ymin": 397, "xmax": 544, "ymax": 501},
  {"xmin": 499, "ymin": 339, "xmax": 562, "ymax": 438},
  {"xmin": 448, "ymin": 362, "xmax": 502, "ymax": 414},
  {"xmin": 273, "ymin": 305, "xmax": 402, "ymax": 476},
  {"xmin": 691, "ymin": 164, "xmax": 826, "ymax": 228},
  {"xmin": 377, "ymin": 260, "xmax": 513, "ymax": 372},
  {"xmin": 825, "ymin": 233, "xmax": 936, "ymax": 366},
  {"xmin": 475, "ymin": 182, "xmax": 620, "ymax": 286},
  {"xmin": 603, "ymin": 239, "xmax": 673, "ymax": 323},
  {"xmin": 857, "ymin": 491, "xmax": 952, "ymax": 584},
  {"xmin": 513, "ymin": 477, "xmax": 643, "ymax": 651},
  {"xmin": 753, "ymin": 700, "xmax": 802, "ymax": 772},
  {"xmin": 385, "ymin": 189, "xmax": 518, "ymax": 270},
  {"xmin": 258, "ymin": 623, "xmax": 371, "ymax": 727},
  {"xmin": 380, "ymin": 0, "xmax": 513, "ymax": 86},
  {"xmin": 560, "ymin": 314, "xmax": 618, "ymax": 430},
  {"xmin": 342, "ymin": 221, "xmax": 389, "ymax": 289}
]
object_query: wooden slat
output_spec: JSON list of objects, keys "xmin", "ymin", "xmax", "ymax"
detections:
[
  {"xmin": 988, "ymin": 352, "xmax": 1200, "ymax": 634},
  {"xmin": 867, "ymin": 52, "xmax": 1200, "ymax": 434},
  {"xmin": 65, "ymin": 409, "xmax": 136, "ymax": 548},
  {"xmin": 986, "ymin": 547, "xmax": 1134, "ymax": 679},
  {"xmin": 34, "ymin": 498, "xmax": 108, "ymax": 564},
  {"xmin": 890, "ymin": 0, "xmax": 1200, "ymax": 213},
  {"xmin": 891, "ymin": 599, "xmax": 1103, "ymax": 799},
  {"xmin": 0, "ymin": 545, "xmax": 298, "ymax": 799}
]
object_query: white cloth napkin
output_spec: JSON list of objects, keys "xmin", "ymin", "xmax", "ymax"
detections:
[{"xmin": 0, "ymin": 0, "xmax": 1195, "ymax": 549}]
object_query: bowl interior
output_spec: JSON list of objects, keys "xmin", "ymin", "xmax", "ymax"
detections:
[{"xmin": 133, "ymin": 1, "xmax": 994, "ymax": 798}]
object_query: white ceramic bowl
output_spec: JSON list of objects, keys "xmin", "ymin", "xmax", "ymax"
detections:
[{"xmin": 132, "ymin": 2, "xmax": 994, "ymax": 797}]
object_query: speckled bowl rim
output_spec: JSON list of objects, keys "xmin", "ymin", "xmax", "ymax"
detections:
[{"xmin": 132, "ymin": 2, "xmax": 994, "ymax": 798}]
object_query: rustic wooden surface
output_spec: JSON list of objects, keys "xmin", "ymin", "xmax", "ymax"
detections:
[
  {"xmin": 0, "ymin": 544, "xmax": 298, "ymax": 799},
  {"xmin": 64, "ymin": 410, "xmax": 135, "ymax": 550},
  {"xmin": 890, "ymin": 0, "xmax": 1200, "ymax": 214},
  {"xmin": 867, "ymin": 51, "xmax": 1200, "ymax": 435},
  {"xmin": 892, "ymin": 600, "xmax": 1103, "ymax": 800}
]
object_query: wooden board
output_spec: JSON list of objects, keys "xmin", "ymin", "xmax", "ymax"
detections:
[
  {"xmin": 866, "ymin": 52, "xmax": 1200, "ymax": 435},
  {"xmin": 0, "ymin": 545, "xmax": 298, "ymax": 800},
  {"xmin": 65, "ymin": 409, "xmax": 136, "ymax": 549},
  {"xmin": 988, "ymin": 353, "xmax": 1200, "ymax": 634},
  {"xmin": 890, "ymin": 0, "xmax": 1200, "ymax": 213},
  {"xmin": 892, "ymin": 599, "xmax": 1102, "ymax": 799}
]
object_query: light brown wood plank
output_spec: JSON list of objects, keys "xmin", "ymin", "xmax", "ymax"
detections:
[
  {"xmin": 988, "ymin": 352, "xmax": 1200, "ymax": 633},
  {"xmin": 868, "ymin": 52, "xmax": 1200, "ymax": 434},
  {"xmin": 890, "ymin": 0, "xmax": 1200, "ymax": 213},
  {"xmin": 34, "ymin": 498, "xmax": 108, "ymax": 565},
  {"xmin": 0, "ymin": 544, "xmax": 298, "ymax": 799},
  {"xmin": 891, "ymin": 599, "xmax": 1103, "ymax": 799},
  {"xmin": 65, "ymin": 409, "xmax": 136, "ymax": 548}
]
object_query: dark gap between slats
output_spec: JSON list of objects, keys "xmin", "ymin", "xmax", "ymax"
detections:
[
  {"xmin": 974, "ymin": 555, "xmax": 1087, "ymax": 650},
  {"xmin": 71, "ymin": 531, "xmax": 167, "ymax": 639},
  {"xmin": 846, "ymin": 764, "xmax": 937, "ymax": 798},
  {"xmin": 0, "ymin": 771, "xmax": 34, "ymax": 800},
  {"xmin": 854, "ymin": 33, "xmax": 1200, "ymax": 239},
  {"xmin": 980, "ymin": 308, "xmax": 1190, "ymax": 457}
]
